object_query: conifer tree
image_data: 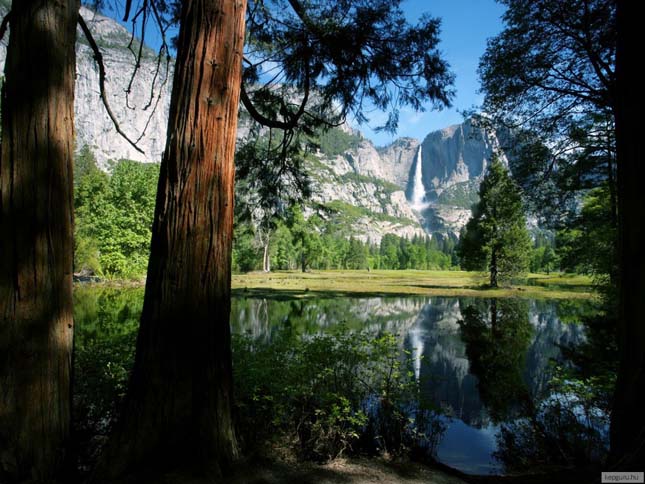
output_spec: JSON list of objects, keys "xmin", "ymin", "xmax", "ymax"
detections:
[{"xmin": 458, "ymin": 157, "xmax": 531, "ymax": 287}]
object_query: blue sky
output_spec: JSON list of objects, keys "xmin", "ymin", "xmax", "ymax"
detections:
[
  {"xmin": 360, "ymin": 0, "xmax": 507, "ymax": 146},
  {"xmin": 100, "ymin": 0, "xmax": 506, "ymax": 146}
]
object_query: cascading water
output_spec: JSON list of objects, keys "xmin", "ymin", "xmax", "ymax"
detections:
[
  {"xmin": 410, "ymin": 145, "xmax": 427, "ymax": 211},
  {"xmin": 408, "ymin": 327, "xmax": 425, "ymax": 381}
]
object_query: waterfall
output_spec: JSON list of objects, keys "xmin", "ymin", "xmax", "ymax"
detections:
[
  {"xmin": 410, "ymin": 145, "xmax": 427, "ymax": 210},
  {"xmin": 409, "ymin": 327, "xmax": 425, "ymax": 381}
]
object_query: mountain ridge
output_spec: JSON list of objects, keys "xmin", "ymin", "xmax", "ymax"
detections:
[{"xmin": 0, "ymin": 5, "xmax": 508, "ymax": 242}]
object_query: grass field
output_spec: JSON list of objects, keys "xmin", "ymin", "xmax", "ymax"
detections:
[{"xmin": 231, "ymin": 270, "xmax": 595, "ymax": 300}]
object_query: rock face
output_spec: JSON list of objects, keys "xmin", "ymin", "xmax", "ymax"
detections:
[
  {"xmin": 0, "ymin": 6, "xmax": 172, "ymax": 168},
  {"xmin": 409, "ymin": 119, "xmax": 508, "ymax": 234},
  {"xmin": 0, "ymin": 5, "xmax": 509, "ymax": 240},
  {"xmin": 309, "ymin": 119, "xmax": 509, "ymax": 239},
  {"xmin": 74, "ymin": 8, "xmax": 172, "ymax": 167}
]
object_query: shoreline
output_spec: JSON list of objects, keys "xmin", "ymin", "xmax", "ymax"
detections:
[{"xmin": 75, "ymin": 270, "xmax": 596, "ymax": 301}]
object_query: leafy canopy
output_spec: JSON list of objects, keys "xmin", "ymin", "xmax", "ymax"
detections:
[{"xmin": 478, "ymin": 0, "xmax": 617, "ymax": 225}]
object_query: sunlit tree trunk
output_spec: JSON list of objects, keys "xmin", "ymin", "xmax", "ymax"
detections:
[
  {"xmin": 0, "ymin": 1, "xmax": 78, "ymax": 482},
  {"xmin": 610, "ymin": 1, "xmax": 645, "ymax": 468},
  {"xmin": 263, "ymin": 239, "xmax": 271, "ymax": 272},
  {"xmin": 94, "ymin": 0, "xmax": 247, "ymax": 481}
]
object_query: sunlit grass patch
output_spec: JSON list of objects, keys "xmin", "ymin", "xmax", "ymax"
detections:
[{"xmin": 232, "ymin": 270, "xmax": 595, "ymax": 300}]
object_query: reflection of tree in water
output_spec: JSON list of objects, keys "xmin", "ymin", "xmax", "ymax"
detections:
[
  {"xmin": 458, "ymin": 299, "xmax": 608, "ymax": 471},
  {"xmin": 458, "ymin": 299, "xmax": 533, "ymax": 422}
]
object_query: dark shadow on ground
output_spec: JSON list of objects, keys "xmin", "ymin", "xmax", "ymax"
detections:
[{"xmin": 231, "ymin": 287, "xmax": 427, "ymax": 301}]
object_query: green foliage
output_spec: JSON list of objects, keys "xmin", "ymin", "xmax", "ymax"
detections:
[
  {"xmin": 245, "ymin": 0, "xmax": 454, "ymax": 134},
  {"xmin": 345, "ymin": 237, "xmax": 368, "ymax": 270},
  {"xmin": 435, "ymin": 180, "xmax": 480, "ymax": 209},
  {"xmin": 458, "ymin": 157, "xmax": 532, "ymax": 286},
  {"xmin": 323, "ymin": 200, "xmax": 418, "ymax": 227},
  {"xmin": 556, "ymin": 185, "xmax": 616, "ymax": 283},
  {"xmin": 317, "ymin": 127, "xmax": 363, "ymax": 157},
  {"xmin": 232, "ymin": 222, "xmax": 262, "ymax": 272},
  {"xmin": 478, "ymin": 0, "xmax": 616, "ymax": 226},
  {"xmin": 458, "ymin": 298, "xmax": 608, "ymax": 470},
  {"xmin": 73, "ymin": 284, "xmax": 445, "ymax": 464},
  {"xmin": 74, "ymin": 149, "xmax": 159, "ymax": 278},
  {"xmin": 289, "ymin": 206, "xmax": 324, "ymax": 272},
  {"xmin": 271, "ymin": 221, "xmax": 299, "ymax": 270},
  {"xmin": 530, "ymin": 246, "xmax": 559, "ymax": 274},
  {"xmin": 337, "ymin": 172, "xmax": 401, "ymax": 195},
  {"xmin": 73, "ymin": 286, "xmax": 143, "ymax": 467},
  {"xmin": 495, "ymin": 362, "xmax": 610, "ymax": 471},
  {"xmin": 233, "ymin": 326, "xmax": 443, "ymax": 460},
  {"xmin": 231, "ymin": 208, "xmax": 454, "ymax": 273}
]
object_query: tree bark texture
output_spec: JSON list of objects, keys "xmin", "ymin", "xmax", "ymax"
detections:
[
  {"xmin": 610, "ymin": 1, "xmax": 645, "ymax": 469},
  {"xmin": 0, "ymin": 1, "xmax": 78, "ymax": 482},
  {"xmin": 94, "ymin": 0, "xmax": 247, "ymax": 481}
]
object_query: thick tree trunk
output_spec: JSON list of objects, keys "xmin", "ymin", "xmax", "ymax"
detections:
[
  {"xmin": 93, "ymin": 0, "xmax": 247, "ymax": 481},
  {"xmin": 610, "ymin": 1, "xmax": 645, "ymax": 469},
  {"xmin": 0, "ymin": 1, "xmax": 78, "ymax": 482}
]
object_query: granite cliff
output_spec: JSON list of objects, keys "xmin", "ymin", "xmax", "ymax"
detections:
[{"xmin": 0, "ymin": 5, "xmax": 509, "ymax": 242}]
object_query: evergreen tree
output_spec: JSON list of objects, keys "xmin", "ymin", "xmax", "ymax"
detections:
[
  {"xmin": 345, "ymin": 237, "xmax": 368, "ymax": 270},
  {"xmin": 380, "ymin": 234, "xmax": 400, "ymax": 269},
  {"xmin": 458, "ymin": 157, "xmax": 531, "ymax": 287}
]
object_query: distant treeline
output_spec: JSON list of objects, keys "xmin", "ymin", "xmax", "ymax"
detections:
[
  {"xmin": 233, "ymin": 214, "xmax": 459, "ymax": 272},
  {"xmin": 74, "ymin": 149, "xmax": 568, "ymax": 278}
]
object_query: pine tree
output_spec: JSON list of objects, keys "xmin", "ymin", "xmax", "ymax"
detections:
[{"xmin": 458, "ymin": 156, "xmax": 531, "ymax": 287}]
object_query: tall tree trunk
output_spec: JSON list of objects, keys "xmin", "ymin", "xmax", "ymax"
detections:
[
  {"xmin": 610, "ymin": 1, "xmax": 645, "ymax": 469},
  {"xmin": 0, "ymin": 1, "xmax": 78, "ymax": 482},
  {"xmin": 263, "ymin": 238, "xmax": 271, "ymax": 272},
  {"xmin": 94, "ymin": 0, "xmax": 247, "ymax": 481},
  {"xmin": 489, "ymin": 246, "xmax": 498, "ymax": 287}
]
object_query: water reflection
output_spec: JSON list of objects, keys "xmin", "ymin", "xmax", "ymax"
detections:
[{"xmin": 231, "ymin": 296, "xmax": 587, "ymax": 474}]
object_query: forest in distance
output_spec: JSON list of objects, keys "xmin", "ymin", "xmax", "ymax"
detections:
[
  {"xmin": 73, "ymin": 145, "xmax": 564, "ymax": 278},
  {"xmin": 0, "ymin": 1, "xmax": 643, "ymax": 484}
]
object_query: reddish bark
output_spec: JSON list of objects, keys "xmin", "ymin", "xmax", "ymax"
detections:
[{"xmin": 94, "ymin": 0, "xmax": 247, "ymax": 481}]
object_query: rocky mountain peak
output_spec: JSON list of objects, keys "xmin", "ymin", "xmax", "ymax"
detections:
[{"xmin": 0, "ymin": 6, "xmax": 510, "ymax": 240}]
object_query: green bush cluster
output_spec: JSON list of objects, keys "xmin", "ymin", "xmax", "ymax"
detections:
[
  {"xmin": 74, "ymin": 146, "xmax": 159, "ymax": 278},
  {"xmin": 233, "ymin": 326, "xmax": 444, "ymax": 460}
]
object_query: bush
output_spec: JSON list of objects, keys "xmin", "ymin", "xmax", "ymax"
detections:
[
  {"xmin": 73, "ymin": 293, "xmax": 445, "ymax": 468},
  {"xmin": 233, "ymin": 326, "xmax": 445, "ymax": 461}
]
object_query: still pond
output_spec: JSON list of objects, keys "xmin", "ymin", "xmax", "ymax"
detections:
[{"xmin": 74, "ymin": 288, "xmax": 595, "ymax": 475}]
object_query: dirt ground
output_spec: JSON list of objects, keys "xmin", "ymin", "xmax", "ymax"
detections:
[{"xmin": 226, "ymin": 456, "xmax": 469, "ymax": 484}]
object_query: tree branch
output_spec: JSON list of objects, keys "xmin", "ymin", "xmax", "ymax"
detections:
[
  {"xmin": 123, "ymin": 0, "xmax": 134, "ymax": 22},
  {"xmin": 78, "ymin": 14, "xmax": 145, "ymax": 155},
  {"xmin": 0, "ymin": 11, "xmax": 11, "ymax": 44}
]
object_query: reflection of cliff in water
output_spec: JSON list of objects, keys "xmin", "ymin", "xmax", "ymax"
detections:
[
  {"xmin": 403, "ymin": 298, "xmax": 585, "ymax": 429},
  {"xmin": 232, "ymin": 296, "xmax": 585, "ymax": 430},
  {"xmin": 230, "ymin": 297, "xmax": 427, "ymax": 341},
  {"xmin": 524, "ymin": 300, "xmax": 585, "ymax": 400}
]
